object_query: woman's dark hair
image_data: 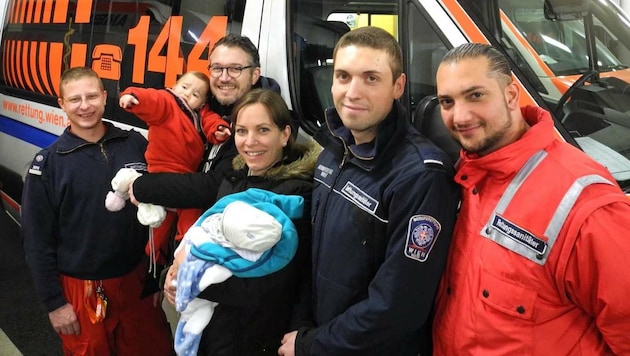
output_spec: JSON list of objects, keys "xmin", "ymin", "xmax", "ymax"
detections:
[{"xmin": 231, "ymin": 89, "xmax": 296, "ymax": 152}]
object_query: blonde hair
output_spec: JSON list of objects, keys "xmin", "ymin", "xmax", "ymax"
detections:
[{"xmin": 179, "ymin": 71, "xmax": 211, "ymax": 88}]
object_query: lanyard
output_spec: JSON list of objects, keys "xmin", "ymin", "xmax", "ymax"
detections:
[{"xmin": 84, "ymin": 280, "xmax": 107, "ymax": 323}]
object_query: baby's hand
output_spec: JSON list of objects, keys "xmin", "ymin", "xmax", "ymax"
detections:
[
  {"xmin": 119, "ymin": 94, "xmax": 139, "ymax": 109},
  {"xmin": 214, "ymin": 125, "xmax": 231, "ymax": 140}
]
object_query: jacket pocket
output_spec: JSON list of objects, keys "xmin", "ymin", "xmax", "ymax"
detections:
[{"xmin": 478, "ymin": 270, "xmax": 537, "ymax": 321}]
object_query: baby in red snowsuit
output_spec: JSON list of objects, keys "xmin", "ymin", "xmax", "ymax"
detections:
[{"xmin": 119, "ymin": 71, "xmax": 230, "ymax": 266}]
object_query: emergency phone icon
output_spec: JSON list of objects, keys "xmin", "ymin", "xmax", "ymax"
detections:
[{"xmin": 92, "ymin": 44, "xmax": 122, "ymax": 80}]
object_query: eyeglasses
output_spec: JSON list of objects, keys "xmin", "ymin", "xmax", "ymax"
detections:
[
  {"xmin": 63, "ymin": 93, "xmax": 103, "ymax": 106},
  {"xmin": 208, "ymin": 65, "xmax": 253, "ymax": 79}
]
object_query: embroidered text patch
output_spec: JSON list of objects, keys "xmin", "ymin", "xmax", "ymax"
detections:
[{"xmin": 491, "ymin": 214, "xmax": 547, "ymax": 255}]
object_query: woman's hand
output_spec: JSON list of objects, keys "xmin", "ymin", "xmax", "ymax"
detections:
[
  {"xmin": 163, "ymin": 264, "xmax": 178, "ymax": 305},
  {"xmin": 163, "ymin": 248, "xmax": 187, "ymax": 305},
  {"xmin": 128, "ymin": 180, "xmax": 139, "ymax": 206}
]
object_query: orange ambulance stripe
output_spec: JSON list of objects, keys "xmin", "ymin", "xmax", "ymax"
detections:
[
  {"xmin": 39, "ymin": 42, "xmax": 54, "ymax": 95},
  {"xmin": 8, "ymin": 0, "xmax": 16, "ymax": 23},
  {"xmin": 22, "ymin": 41, "xmax": 35, "ymax": 91},
  {"xmin": 70, "ymin": 43, "xmax": 88, "ymax": 70},
  {"xmin": 53, "ymin": 0, "xmax": 68, "ymax": 24},
  {"xmin": 43, "ymin": 0, "xmax": 53, "ymax": 23},
  {"xmin": 442, "ymin": 0, "xmax": 487, "ymax": 43},
  {"xmin": 49, "ymin": 42, "xmax": 63, "ymax": 96},
  {"xmin": 25, "ymin": 0, "xmax": 34, "ymax": 23},
  {"xmin": 10, "ymin": 41, "xmax": 18, "ymax": 88},
  {"xmin": 19, "ymin": 0, "xmax": 27, "ymax": 24},
  {"xmin": 9, "ymin": 0, "xmax": 17, "ymax": 23},
  {"xmin": 7, "ymin": 41, "xmax": 16, "ymax": 88},
  {"xmin": 15, "ymin": 41, "xmax": 26, "ymax": 90},
  {"xmin": 13, "ymin": 41, "xmax": 21, "ymax": 88},
  {"xmin": 75, "ymin": 0, "xmax": 93, "ymax": 24},
  {"xmin": 30, "ymin": 41, "xmax": 45, "ymax": 94},
  {"xmin": 33, "ymin": 0, "xmax": 44, "ymax": 23}
]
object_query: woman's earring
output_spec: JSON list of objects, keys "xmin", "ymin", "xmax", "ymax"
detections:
[{"xmin": 282, "ymin": 142, "xmax": 287, "ymax": 147}]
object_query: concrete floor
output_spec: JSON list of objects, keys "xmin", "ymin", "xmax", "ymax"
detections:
[{"xmin": 0, "ymin": 211, "xmax": 62, "ymax": 356}]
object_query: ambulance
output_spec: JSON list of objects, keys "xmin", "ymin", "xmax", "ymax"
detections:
[{"xmin": 1, "ymin": 0, "xmax": 630, "ymax": 224}]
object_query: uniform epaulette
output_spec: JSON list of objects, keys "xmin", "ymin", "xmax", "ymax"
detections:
[{"xmin": 419, "ymin": 145, "xmax": 445, "ymax": 167}]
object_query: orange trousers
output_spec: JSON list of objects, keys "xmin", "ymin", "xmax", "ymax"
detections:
[{"xmin": 58, "ymin": 262, "xmax": 173, "ymax": 356}]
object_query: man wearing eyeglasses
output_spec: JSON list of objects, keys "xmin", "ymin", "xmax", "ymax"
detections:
[
  {"xmin": 21, "ymin": 67, "xmax": 173, "ymax": 355},
  {"xmin": 201, "ymin": 34, "xmax": 282, "ymax": 177},
  {"xmin": 132, "ymin": 34, "xmax": 281, "ymax": 196}
]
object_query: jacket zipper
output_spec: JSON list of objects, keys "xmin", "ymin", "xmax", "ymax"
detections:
[{"xmin": 99, "ymin": 142, "xmax": 108, "ymax": 162}]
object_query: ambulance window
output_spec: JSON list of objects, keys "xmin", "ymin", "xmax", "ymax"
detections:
[
  {"xmin": 113, "ymin": 1, "xmax": 238, "ymax": 127},
  {"xmin": 406, "ymin": 3, "xmax": 449, "ymax": 110}
]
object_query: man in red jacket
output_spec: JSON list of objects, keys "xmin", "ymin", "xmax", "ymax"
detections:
[{"xmin": 432, "ymin": 43, "xmax": 630, "ymax": 355}]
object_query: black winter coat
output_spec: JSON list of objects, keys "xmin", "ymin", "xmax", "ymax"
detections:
[{"xmin": 195, "ymin": 140, "xmax": 319, "ymax": 355}]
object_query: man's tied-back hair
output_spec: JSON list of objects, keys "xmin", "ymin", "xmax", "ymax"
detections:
[{"xmin": 441, "ymin": 43, "xmax": 512, "ymax": 85}]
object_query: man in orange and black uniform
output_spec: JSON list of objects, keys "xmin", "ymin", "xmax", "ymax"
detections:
[
  {"xmin": 433, "ymin": 43, "xmax": 630, "ymax": 355},
  {"xmin": 21, "ymin": 67, "xmax": 172, "ymax": 355}
]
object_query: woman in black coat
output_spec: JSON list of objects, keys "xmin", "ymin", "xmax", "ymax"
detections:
[{"xmin": 136, "ymin": 89, "xmax": 319, "ymax": 355}]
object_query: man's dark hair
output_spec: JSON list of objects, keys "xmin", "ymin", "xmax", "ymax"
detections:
[
  {"xmin": 441, "ymin": 43, "xmax": 512, "ymax": 85},
  {"xmin": 210, "ymin": 34, "xmax": 261, "ymax": 67},
  {"xmin": 333, "ymin": 26, "xmax": 403, "ymax": 83}
]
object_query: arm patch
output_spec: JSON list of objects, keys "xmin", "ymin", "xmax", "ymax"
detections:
[
  {"xmin": 28, "ymin": 153, "xmax": 47, "ymax": 176},
  {"xmin": 404, "ymin": 214, "xmax": 441, "ymax": 262}
]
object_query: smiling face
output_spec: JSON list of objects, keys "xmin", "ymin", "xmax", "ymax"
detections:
[
  {"xmin": 233, "ymin": 103, "xmax": 290, "ymax": 176},
  {"xmin": 331, "ymin": 45, "xmax": 405, "ymax": 144},
  {"xmin": 171, "ymin": 72, "xmax": 209, "ymax": 109},
  {"xmin": 58, "ymin": 76, "xmax": 107, "ymax": 140},
  {"xmin": 208, "ymin": 45, "xmax": 261, "ymax": 106},
  {"xmin": 436, "ymin": 56, "xmax": 525, "ymax": 156}
]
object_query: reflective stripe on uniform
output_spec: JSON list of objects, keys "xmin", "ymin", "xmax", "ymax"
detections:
[{"xmin": 481, "ymin": 150, "xmax": 614, "ymax": 265}]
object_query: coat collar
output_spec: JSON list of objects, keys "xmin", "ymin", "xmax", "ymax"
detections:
[
  {"xmin": 456, "ymin": 105, "xmax": 556, "ymax": 186},
  {"xmin": 317, "ymin": 100, "xmax": 409, "ymax": 170},
  {"xmin": 56, "ymin": 121, "xmax": 130, "ymax": 153}
]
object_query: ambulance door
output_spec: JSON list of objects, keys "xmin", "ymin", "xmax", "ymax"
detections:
[{"xmin": 255, "ymin": 0, "xmax": 292, "ymax": 108}]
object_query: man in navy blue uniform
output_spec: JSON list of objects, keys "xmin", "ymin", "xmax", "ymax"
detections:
[
  {"xmin": 21, "ymin": 67, "xmax": 172, "ymax": 355},
  {"xmin": 279, "ymin": 26, "xmax": 459, "ymax": 355}
]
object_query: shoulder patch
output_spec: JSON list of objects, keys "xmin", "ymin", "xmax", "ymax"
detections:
[
  {"xmin": 28, "ymin": 154, "xmax": 46, "ymax": 176},
  {"xmin": 404, "ymin": 214, "xmax": 441, "ymax": 262}
]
